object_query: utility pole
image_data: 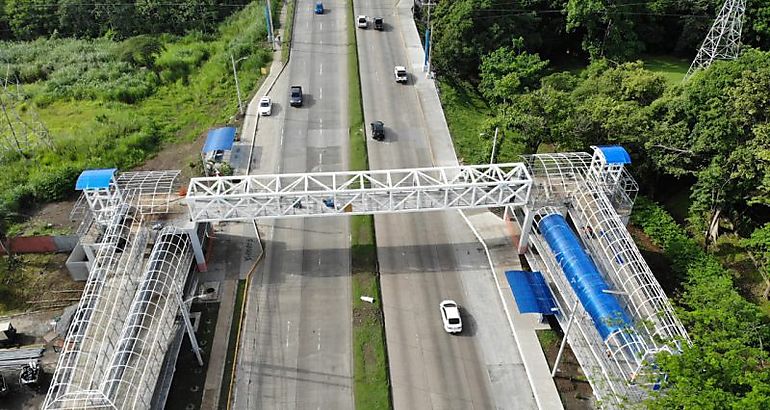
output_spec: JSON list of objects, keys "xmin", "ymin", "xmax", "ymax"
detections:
[
  {"xmin": 423, "ymin": 1, "xmax": 434, "ymax": 72},
  {"xmin": 265, "ymin": 0, "xmax": 275, "ymax": 49},
  {"xmin": 489, "ymin": 127, "xmax": 499, "ymax": 164},
  {"xmin": 685, "ymin": 0, "xmax": 746, "ymax": 79},
  {"xmin": 230, "ymin": 53, "xmax": 245, "ymax": 116}
]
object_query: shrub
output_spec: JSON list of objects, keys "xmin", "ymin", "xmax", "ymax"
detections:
[{"xmin": 29, "ymin": 164, "xmax": 82, "ymax": 202}]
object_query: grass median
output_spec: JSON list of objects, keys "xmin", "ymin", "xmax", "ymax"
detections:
[
  {"xmin": 282, "ymin": 0, "xmax": 297, "ymax": 63},
  {"xmin": 348, "ymin": 0, "xmax": 391, "ymax": 408}
]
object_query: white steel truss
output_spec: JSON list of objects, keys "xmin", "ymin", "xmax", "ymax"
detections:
[
  {"xmin": 186, "ymin": 164, "xmax": 532, "ymax": 222},
  {"xmin": 686, "ymin": 0, "xmax": 747, "ymax": 78}
]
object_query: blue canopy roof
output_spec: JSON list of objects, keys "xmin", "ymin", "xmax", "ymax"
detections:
[
  {"xmin": 506, "ymin": 270, "xmax": 557, "ymax": 315},
  {"xmin": 202, "ymin": 127, "xmax": 236, "ymax": 153},
  {"xmin": 596, "ymin": 145, "xmax": 631, "ymax": 165},
  {"xmin": 75, "ymin": 168, "xmax": 117, "ymax": 190}
]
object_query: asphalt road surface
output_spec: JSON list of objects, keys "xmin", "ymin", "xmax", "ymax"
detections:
[
  {"xmin": 232, "ymin": 0, "xmax": 353, "ymax": 408},
  {"xmin": 354, "ymin": 0, "xmax": 538, "ymax": 408}
]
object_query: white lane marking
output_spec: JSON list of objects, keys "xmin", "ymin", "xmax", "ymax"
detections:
[
  {"xmin": 320, "ymin": 23, "xmax": 323, "ymax": 30},
  {"xmin": 319, "ymin": 150, "xmax": 324, "ymax": 164},
  {"xmin": 286, "ymin": 321, "xmax": 291, "ymax": 348},
  {"xmin": 279, "ymin": 127, "xmax": 285, "ymax": 153},
  {"xmin": 320, "ymin": 39, "xmax": 323, "ymax": 45},
  {"xmin": 319, "ymin": 63, "xmax": 323, "ymax": 75},
  {"xmin": 317, "ymin": 329, "xmax": 321, "ymax": 351},
  {"xmin": 319, "ymin": 87, "xmax": 323, "ymax": 99}
]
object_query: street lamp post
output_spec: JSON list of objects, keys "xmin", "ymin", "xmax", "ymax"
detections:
[{"xmin": 230, "ymin": 54, "xmax": 248, "ymax": 116}]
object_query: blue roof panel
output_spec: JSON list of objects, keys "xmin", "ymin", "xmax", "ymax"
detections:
[
  {"xmin": 597, "ymin": 145, "xmax": 631, "ymax": 165},
  {"xmin": 75, "ymin": 168, "xmax": 117, "ymax": 190},
  {"xmin": 506, "ymin": 270, "xmax": 558, "ymax": 315},
  {"xmin": 202, "ymin": 127, "xmax": 236, "ymax": 153}
]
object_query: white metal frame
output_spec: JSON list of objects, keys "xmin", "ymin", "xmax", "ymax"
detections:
[
  {"xmin": 186, "ymin": 164, "xmax": 532, "ymax": 222},
  {"xmin": 115, "ymin": 170, "xmax": 182, "ymax": 215},
  {"xmin": 101, "ymin": 227, "xmax": 194, "ymax": 409},
  {"xmin": 45, "ymin": 199, "xmax": 149, "ymax": 409},
  {"xmin": 686, "ymin": 0, "xmax": 747, "ymax": 78}
]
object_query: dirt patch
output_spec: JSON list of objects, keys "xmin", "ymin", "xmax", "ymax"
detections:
[
  {"xmin": 15, "ymin": 201, "xmax": 79, "ymax": 237},
  {"xmin": 134, "ymin": 133, "xmax": 208, "ymax": 188}
]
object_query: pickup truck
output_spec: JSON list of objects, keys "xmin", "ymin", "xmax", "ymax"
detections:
[{"xmin": 394, "ymin": 66, "xmax": 408, "ymax": 83}]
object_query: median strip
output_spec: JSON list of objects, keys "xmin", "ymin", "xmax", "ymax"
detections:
[{"xmin": 348, "ymin": 0, "xmax": 392, "ymax": 408}]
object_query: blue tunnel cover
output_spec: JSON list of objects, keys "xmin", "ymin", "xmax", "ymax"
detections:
[{"xmin": 539, "ymin": 214, "xmax": 634, "ymax": 340}]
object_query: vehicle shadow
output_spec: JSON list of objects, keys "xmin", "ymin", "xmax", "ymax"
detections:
[{"xmin": 457, "ymin": 305, "xmax": 478, "ymax": 337}]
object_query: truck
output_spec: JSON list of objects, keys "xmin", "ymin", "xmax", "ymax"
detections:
[{"xmin": 394, "ymin": 66, "xmax": 408, "ymax": 83}]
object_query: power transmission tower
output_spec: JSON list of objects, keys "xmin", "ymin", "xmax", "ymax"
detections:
[{"xmin": 685, "ymin": 0, "xmax": 747, "ymax": 79}]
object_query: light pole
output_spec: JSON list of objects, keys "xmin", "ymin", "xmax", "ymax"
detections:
[
  {"xmin": 230, "ymin": 54, "xmax": 248, "ymax": 116},
  {"xmin": 490, "ymin": 127, "xmax": 499, "ymax": 164}
]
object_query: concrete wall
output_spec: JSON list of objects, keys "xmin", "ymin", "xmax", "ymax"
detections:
[{"xmin": 0, "ymin": 235, "xmax": 79, "ymax": 255}]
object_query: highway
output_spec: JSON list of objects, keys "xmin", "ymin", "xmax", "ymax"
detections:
[
  {"xmin": 354, "ymin": 0, "xmax": 538, "ymax": 408},
  {"xmin": 231, "ymin": 0, "xmax": 354, "ymax": 408}
]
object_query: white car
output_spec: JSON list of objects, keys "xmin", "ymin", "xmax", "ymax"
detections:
[
  {"xmin": 394, "ymin": 66, "xmax": 408, "ymax": 83},
  {"xmin": 258, "ymin": 96, "xmax": 272, "ymax": 116},
  {"xmin": 357, "ymin": 15, "xmax": 368, "ymax": 28},
  {"xmin": 439, "ymin": 300, "xmax": 462, "ymax": 334}
]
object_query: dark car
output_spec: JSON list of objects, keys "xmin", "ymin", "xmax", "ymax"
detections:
[
  {"xmin": 374, "ymin": 17, "xmax": 383, "ymax": 30},
  {"xmin": 315, "ymin": 2, "xmax": 324, "ymax": 14},
  {"xmin": 371, "ymin": 121, "xmax": 384, "ymax": 141},
  {"xmin": 290, "ymin": 85, "xmax": 303, "ymax": 107}
]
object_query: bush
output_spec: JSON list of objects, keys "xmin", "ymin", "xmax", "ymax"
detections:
[{"xmin": 29, "ymin": 164, "xmax": 82, "ymax": 202}]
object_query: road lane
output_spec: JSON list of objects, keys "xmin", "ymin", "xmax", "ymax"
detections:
[
  {"xmin": 354, "ymin": 0, "xmax": 538, "ymax": 408},
  {"xmin": 233, "ymin": 0, "xmax": 353, "ymax": 408}
]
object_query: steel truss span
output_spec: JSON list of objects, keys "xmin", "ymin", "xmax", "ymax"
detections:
[{"xmin": 185, "ymin": 164, "xmax": 532, "ymax": 222}]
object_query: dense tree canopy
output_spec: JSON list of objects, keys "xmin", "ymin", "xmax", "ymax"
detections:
[
  {"xmin": 0, "ymin": 0, "xmax": 245, "ymax": 40},
  {"xmin": 431, "ymin": 0, "xmax": 770, "ymax": 80}
]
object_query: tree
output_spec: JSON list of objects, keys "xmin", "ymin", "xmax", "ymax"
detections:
[
  {"xmin": 479, "ymin": 38, "xmax": 549, "ymax": 104},
  {"xmin": 565, "ymin": 0, "xmax": 645, "ymax": 60},
  {"xmin": 645, "ymin": 50, "xmax": 770, "ymax": 233},
  {"xmin": 4, "ymin": 0, "xmax": 57, "ymax": 40},
  {"xmin": 57, "ymin": 0, "xmax": 100, "ymax": 38}
]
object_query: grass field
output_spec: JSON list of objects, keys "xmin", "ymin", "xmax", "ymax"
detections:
[
  {"xmin": 639, "ymin": 55, "xmax": 691, "ymax": 84},
  {"xmin": 437, "ymin": 80, "xmax": 494, "ymax": 164},
  {"xmin": 0, "ymin": 3, "xmax": 272, "ymax": 220}
]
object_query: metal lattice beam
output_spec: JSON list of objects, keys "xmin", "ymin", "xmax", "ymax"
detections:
[
  {"xmin": 186, "ymin": 164, "xmax": 532, "ymax": 222},
  {"xmin": 686, "ymin": 0, "xmax": 747, "ymax": 78}
]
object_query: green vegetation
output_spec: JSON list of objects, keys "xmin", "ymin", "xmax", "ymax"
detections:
[
  {"xmin": 632, "ymin": 199, "xmax": 770, "ymax": 408},
  {"xmin": 282, "ymin": 0, "xmax": 296, "ymax": 64},
  {"xmin": 350, "ymin": 215, "xmax": 389, "ymax": 410},
  {"xmin": 219, "ymin": 279, "xmax": 246, "ymax": 410},
  {"xmin": 438, "ymin": 80, "xmax": 495, "ymax": 165},
  {"xmin": 348, "ymin": 1, "xmax": 390, "ymax": 406},
  {"xmin": 1, "ymin": 0, "xmax": 247, "ymax": 40},
  {"xmin": 0, "ymin": 3, "xmax": 271, "ymax": 225},
  {"xmin": 347, "ymin": 0, "xmax": 367, "ymax": 173},
  {"xmin": 640, "ymin": 55, "xmax": 691, "ymax": 85}
]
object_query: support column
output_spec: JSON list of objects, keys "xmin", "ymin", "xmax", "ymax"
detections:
[
  {"xmin": 184, "ymin": 221, "xmax": 207, "ymax": 272},
  {"xmin": 517, "ymin": 208, "xmax": 535, "ymax": 254},
  {"xmin": 176, "ymin": 292, "xmax": 204, "ymax": 367},
  {"xmin": 552, "ymin": 298, "xmax": 580, "ymax": 377}
]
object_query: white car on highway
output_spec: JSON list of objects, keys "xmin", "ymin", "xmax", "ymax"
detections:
[
  {"xmin": 439, "ymin": 300, "xmax": 462, "ymax": 334},
  {"xmin": 357, "ymin": 15, "xmax": 368, "ymax": 28},
  {"xmin": 258, "ymin": 96, "xmax": 272, "ymax": 116}
]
